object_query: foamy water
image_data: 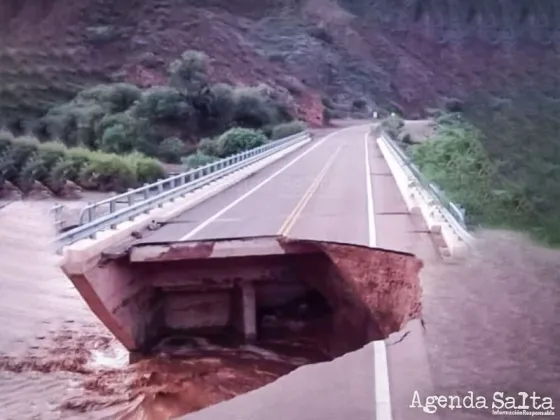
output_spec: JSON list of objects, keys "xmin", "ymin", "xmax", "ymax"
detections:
[{"xmin": 0, "ymin": 202, "xmax": 323, "ymax": 419}]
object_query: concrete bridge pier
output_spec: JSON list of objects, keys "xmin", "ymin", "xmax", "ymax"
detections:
[{"xmin": 232, "ymin": 281, "xmax": 257, "ymax": 343}]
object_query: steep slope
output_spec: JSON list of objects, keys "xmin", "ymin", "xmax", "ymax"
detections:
[{"xmin": 1, "ymin": 0, "xmax": 559, "ymax": 125}]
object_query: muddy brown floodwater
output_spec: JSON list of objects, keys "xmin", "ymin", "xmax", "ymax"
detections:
[{"xmin": 0, "ymin": 202, "xmax": 332, "ymax": 419}]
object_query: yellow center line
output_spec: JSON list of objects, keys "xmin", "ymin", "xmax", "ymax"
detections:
[{"xmin": 278, "ymin": 144, "xmax": 344, "ymax": 236}]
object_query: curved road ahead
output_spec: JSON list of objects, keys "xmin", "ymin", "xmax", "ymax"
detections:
[{"xmin": 130, "ymin": 123, "xmax": 439, "ymax": 420}]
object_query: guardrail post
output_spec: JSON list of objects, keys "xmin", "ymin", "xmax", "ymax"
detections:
[
  {"xmin": 86, "ymin": 205, "xmax": 94, "ymax": 223},
  {"xmin": 127, "ymin": 189, "xmax": 134, "ymax": 206},
  {"xmin": 143, "ymin": 184, "xmax": 150, "ymax": 201},
  {"xmin": 142, "ymin": 184, "xmax": 151, "ymax": 212}
]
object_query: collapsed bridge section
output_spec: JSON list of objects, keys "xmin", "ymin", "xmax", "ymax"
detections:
[{"xmin": 60, "ymin": 236, "xmax": 423, "ymax": 358}]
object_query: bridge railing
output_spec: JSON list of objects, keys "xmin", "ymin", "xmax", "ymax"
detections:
[
  {"xmin": 53, "ymin": 131, "xmax": 310, "ymax": 249},
  {"xmin": 377, "ymin": 128, "xmax": 473, "ymax": 251}
]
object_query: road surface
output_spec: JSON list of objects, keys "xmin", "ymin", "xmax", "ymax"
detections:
[{"xmin": 131, "ymin": 123, "xmax": 439, "ymax": 420}]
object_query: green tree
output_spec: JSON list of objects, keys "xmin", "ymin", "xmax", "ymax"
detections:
[
  {"xmin": 168, "ymin": 50, "xmax": 210, "ymax": 94},
  {"xmin": 233, "ymin": 87, "xmax": 275, "ymax": 129},
  {"xmin": 76, "ymin": 83, "xmax": 142, "ymax": 113},
  {"xmin": 158, "ymin": 137, "xmax": 185, "ymax": 163},
  {"xmin": 96, "ymin": 113, "xmax": 138, "ymax": 154},
  {"xmin": 217, "ymin": 127, "xmax": 267, "ymax": 157},
  {"xmin": 132, "ymin": 86, "xmax": 193, "ymax": 122}
]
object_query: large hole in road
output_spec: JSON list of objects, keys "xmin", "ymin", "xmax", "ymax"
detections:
[{"xmin": 60, "ymin": 237, "xmax": 423, "ymax": 419}]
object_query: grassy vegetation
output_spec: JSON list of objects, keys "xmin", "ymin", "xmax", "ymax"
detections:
[
  {"xmin": 0, "ymin": 130, "xmax": 164, "ymax": 194},
  {"xmin": 410, "ymin": 90, "xmax": 560, "ymax": 245}
]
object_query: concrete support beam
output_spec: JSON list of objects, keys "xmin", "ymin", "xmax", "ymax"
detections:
[{"xmin": 232, "ymin": 281, "xmax": 257, "ymax": 342}]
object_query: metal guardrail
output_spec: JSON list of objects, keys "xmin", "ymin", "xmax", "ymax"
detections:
[
  {"xmin": 380, "ymin": 130, "xmax": 469, "ymax": 230},
  {"xmin": 53, "ymin": 131, "xmax": 310, "ymax": 249}
]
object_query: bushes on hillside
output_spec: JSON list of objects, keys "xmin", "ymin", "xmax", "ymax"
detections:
[
  {"xmin": 27, "ymin": 50, "xmax": 295, "ymax": 164},
  {"xmin": 270, "ymin": 121, "xmax": 307, "ymax": 140},
  {"xmin": 0, "ymin": 135, "xmax": 164, "ymax": 195}
]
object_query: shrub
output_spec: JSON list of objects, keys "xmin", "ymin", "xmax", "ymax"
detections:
[
  {"xmin": 75, "ymin": 104, "xmax": 106, "ymax": 149},
  {"xmin": 198, "ymin": 137, "xmax": 220, "ymax": 156},
  {"xmin": 0, "ymin": 130, "xmax": 14, "ymax": 154},
  {"xmin": 4, "ymin": 136, "xmax": 39, "ymax": 183},
  {"xmin": 443, "ymin": 98, "xmax": 464, "ymax": 113},
  {"xmin": 29, "ymin": 141, "xmax": 67, "ymax": 178},
  {"xmin": 381, "ymin": 114, "xmax": 405, "ymax": 138},
  {"xmin": 50, "ymin": 158, "xmax": 82, "ymax": 191},
  {"xmin": 410, "ymin": 119, "xmax": 530, "ymax": 230},
  {"xmin": 79, "ymin": 152, "xmax": 137, "ymax": 192},
  {"xmin": 48, "ymin": 147, "xmax": 93, "ymax": 191},
  {"xmin": 234, "ymin": 87, "xmax": 274, "ymax": 128},
  {"xmin": 397, "ymin": 132, "xmax": 413, "ymax": 145},
  {"xmin": 216, "ymin": 127, "xmax": 267, "ymax": 158},
  {"xmin": 77, "ymin": 83, "xmax": 142, "ymax": 113},
  {"xmin": 323, "ymin": 107, "xmax": 333, "ymax": 124},
  {"xmin": 270, "ymin": 121, "xmax": 307, "ymax": 140},
  {"xmin": 321, "ymin": 96, "xmax": 334, "ymax": 109},
  {"xmin": 0, "ymin": 134, "xmax": 165, "ymax": 194},
  {"xmin": 123, "ymin": 152, "xmax": 165, "ymax": 184},
  {"xmin": 132, "ymin": 86, "xmax": 192, "ymax": 122},
  {"xmin": 205, "ymin": 83, "xmax": 236, "ymax": 133},
  {"xmin": 156, "ymin": 137, "xmax": 184, "ymax": 163},
  {"xmin": 182, "ymin": 152, "xmax": 220, "ymax": 169},
  {"xmin": 352, "ymin": 98, "xmax": 367, "ymax": 111},
  {"xmin": 168, "ymin": 50, "xmax": 210, "ymax": 94},
  {"xmin": 18, "ymin": 143, "xmax": 67, "ymax": 191}
]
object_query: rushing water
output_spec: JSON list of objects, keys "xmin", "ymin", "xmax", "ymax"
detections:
[{"xmin": 0, "ymin": 202, "xmax": 329, "ymax": 419}]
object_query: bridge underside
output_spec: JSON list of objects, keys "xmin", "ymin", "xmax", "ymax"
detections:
[{"xmin": 61, "ymin": 236, "xmax": 423, "ymax": 359}]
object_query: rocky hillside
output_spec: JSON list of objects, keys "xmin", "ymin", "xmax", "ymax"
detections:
[{"xmin": 1, "ymin": 0, "xmax": 559, "ymax": 126}]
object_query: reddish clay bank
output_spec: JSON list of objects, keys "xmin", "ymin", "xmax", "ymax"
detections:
[{"xmin": 60, "ymin": 235, "xmax": 423, "ymax": 358}]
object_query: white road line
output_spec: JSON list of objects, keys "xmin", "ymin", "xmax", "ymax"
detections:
[
  {"xmin": 179, "ymin": 125, "xmax": 366, "ymax": 241},
  {"xmin": 365, "ymin": 131, "xmax": 393, "ymax": 420},
  {"xmin": 374, "ymin": 340, "xmax": 393, "ymax": 420},
  {"xmin": 365, "ymin": 132, "xmax": 376, "ymax": 247}
]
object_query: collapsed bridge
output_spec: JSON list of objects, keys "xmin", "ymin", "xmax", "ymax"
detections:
[
  {"xmin": 51, "ymin": 123, "xmax": 470, "ymax": 418},
  {"xmin": 61, "ymin": 235, "xmax": 422, "ymax": 358}
]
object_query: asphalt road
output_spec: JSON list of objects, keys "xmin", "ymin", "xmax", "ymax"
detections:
[
  {"xmin": 132, "ymin": 123, "xmax": 437, "ymax": 420},
  {"xmin": 133, "ymin": 124, "xmax": 370, "ymax": 244}
]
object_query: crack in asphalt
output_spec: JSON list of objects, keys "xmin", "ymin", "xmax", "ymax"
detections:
[{"xmin": 389, "ymin": 331, "xmax": 411, "ymax": 346}]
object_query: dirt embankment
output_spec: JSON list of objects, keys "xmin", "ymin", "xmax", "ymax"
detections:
[{"xmin": 422, "ymin": 229, "xmax": 560, "ymax": 416}]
